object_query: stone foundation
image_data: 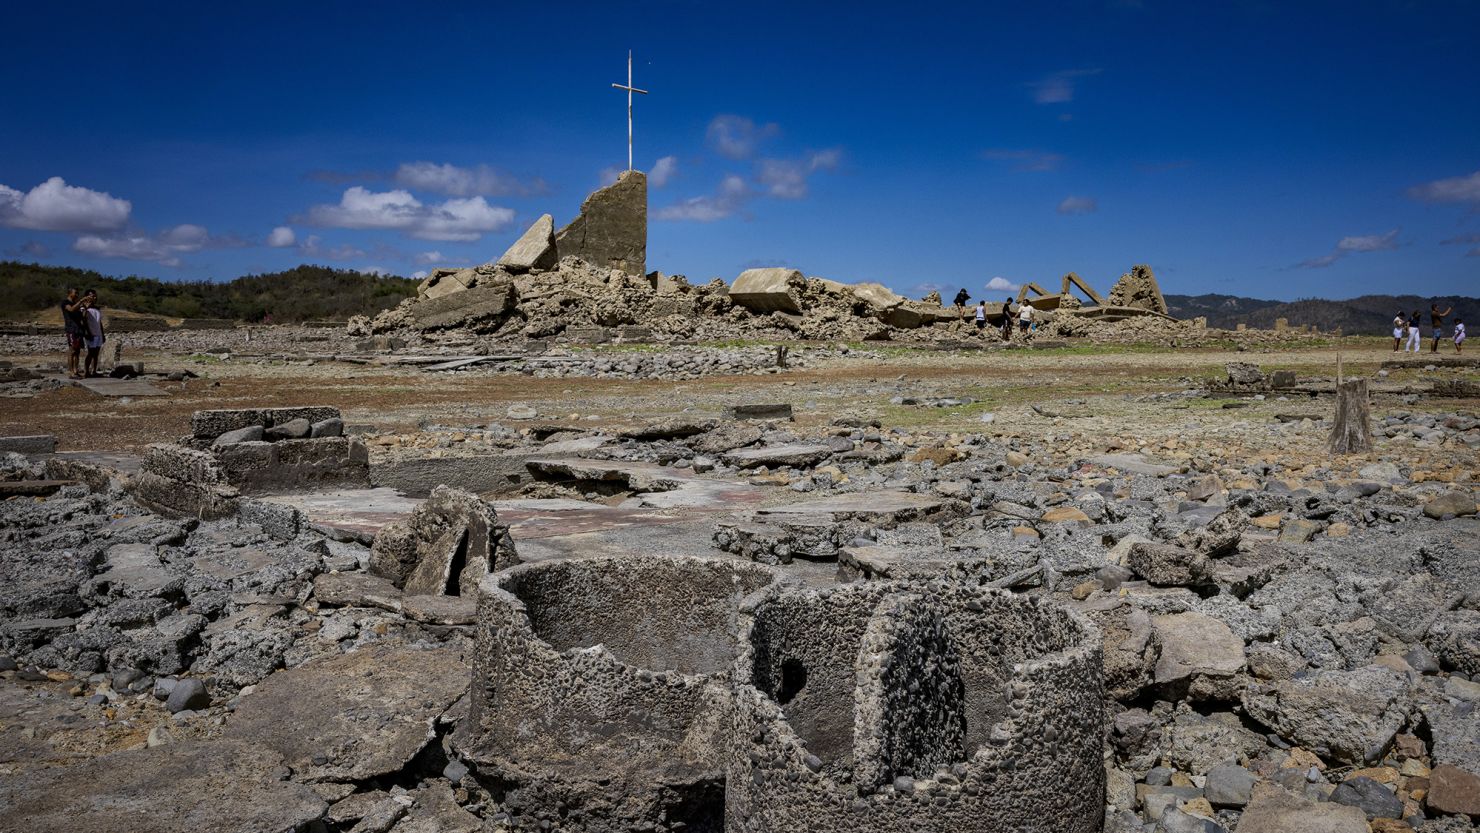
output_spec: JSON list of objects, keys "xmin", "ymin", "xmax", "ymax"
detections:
[
  {"xmin": 727, "ymin": 581, "xmax": 1104, "ymax": 832},
  {"xmin": 456, "ymin": 555, "xmax": 786, "ymax": 832}
]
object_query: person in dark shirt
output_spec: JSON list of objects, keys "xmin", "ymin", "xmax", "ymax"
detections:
[
  {"xmin": 953, "ymin": 287, "xmax": 971, "ymax": 320},
  {"xmin": 1000, "ymin": 298, "xmax": 1014, "ymax": 340},
  {"xmin": 1430, "ymin": 301, "xmax": 1453, "ymax": 353},
  {"xmin": 60, "ymin": 288, "xmax": 86, "ymax": 378}
]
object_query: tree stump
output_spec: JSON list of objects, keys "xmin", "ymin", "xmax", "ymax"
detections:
[{"xmin": 1328, "ymin": 378, "xmax": 1373, "ymax": 454}]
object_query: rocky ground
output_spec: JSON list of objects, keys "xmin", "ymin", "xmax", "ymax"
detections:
[{"xmin": 0, "ymin": 331, "xmax": 1477, "ymax": 832}]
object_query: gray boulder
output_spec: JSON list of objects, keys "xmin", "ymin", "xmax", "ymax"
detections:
[
  {"xmin": 164, "ymin": 677, "xmax": 209, "ymax": 713},
  {"xmin": 211, "ymin": 425, "xmax": 263, "ymax": 447},
  {"xmin": 1426, "ymin": 609, "xmax": 1480, "ymax": 676},
  {"xmin": 1241, "ymin": 664, "xmax": 1413, "ymax": 765},
  {"xmin": 263, "ymin": 418, "xmax": 310, "ymax": 441},
  {"xmin": 1129, "ymin": 542, "xmax": 1212, "ymax": 586},
  {"xmin": 1153, "ymin": 611, "xmax": 1246, "ymax": 700}
]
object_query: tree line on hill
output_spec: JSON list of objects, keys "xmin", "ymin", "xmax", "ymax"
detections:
[
  {"xmin": 1165, "ymin": 293, "xmax": 1478, "ymax": 335},
  {"xmin": 0, "ymin": 261, "xmax": 418, "ymax": 323}
]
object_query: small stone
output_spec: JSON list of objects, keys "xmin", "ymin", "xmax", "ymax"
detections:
[
  {"xmin": 1040, "ymin": 506, "xmax": 1092, "ymax": 526},
  {"xmin": 152, "ymin": 677, "xmax": 177, "ymax": 701},
  {"xmin": 892, "ymin": 775, "xmax": 915, "ymax": 792},
  {"xmin": 442, "ymin": 759, "xmax": 469, "ymax": 784},
  {"xmin": 165, "ymin": 678, "xmax": 210, "ymax": 713},
  {"xmin": 1427, "ymin": 764, "xmax": 1480, "ymax": 817},
  {"xmin": 1159, "ymin": 806, "xmax": 1227, "ymax": 833},
  {"xmin": 1329, "ymin": 775, "xmax": 1403, "ymax": 819},
  {"xmin": 1147, "ymin": 766, "xmax": 1175, "ymax": 786},
  {"xmin": 506, "ymin": 404, "xmax": 537, "ymax": 420},
  {"xmin": 1278, "ymin": 518, "xmax": 1321, "ymax": 543},
  {"xmin": 1205, "ymin": 764, "xmax": 1256, "ymax": 807},
  {"xmin": 1005, "ymin": 451, "xmax": 1029, "ymax": 468},
  {"xmin": 1424, "ymin": 490, "xmax": 1477, "ymax": 519},
  {"xmin": 146, "ymin": 725, "xmax": 174, "ymax": 747},
  {"xmin": 1403, "ymin": 645, "xmax": 1440, "ymax": 674},
  {"xmin": 1325, "ymin": 522, "xmax": 1351, "ymax": 538},
  {"xmin": 212, "ymin": 425, "xmax": 264, "ymax": 446}
]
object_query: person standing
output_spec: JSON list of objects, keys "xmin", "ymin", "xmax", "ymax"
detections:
[
  {"xmin": 60, "ymin": 288, "xmax": 86, "ymax": 379},
  {"xmin": 1430, "ymin": 301, "xmax": 1454, "ymax": 353},
  {"xmin": 953, "ymin": 288, "xmax": 971, "ymax": 320},
  {"xmin": 1454, "ymin": 318, "xmax": 1466, "ymax": 354},
  {"xmin": 1408, "ymin": 309, "xmax": 1423, "ymax": 353},
  {"xmin": 82, "ymin": 290, "xmax": 105, "ymax": 378},
  {"xmin": 1000, "ymin": 298, "xmax": 1014, "ymax": 340},
  {"xmin": 1018, "ymin": 300, "xmax": 1033, "ymax": 337},
  {"xmin": 1392, "ymin": 311, "xmax": 1406, "ymax": 352},
  {"xmin": 973, "ymin": 300, "xmax": 987, "ymax": 331}
]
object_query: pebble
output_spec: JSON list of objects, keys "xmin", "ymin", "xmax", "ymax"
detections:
[{"xmin": 165, "ymin": 678, "xmax": 210, "ymax": 713}]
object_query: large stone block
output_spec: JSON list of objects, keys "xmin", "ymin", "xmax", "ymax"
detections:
[
  {"xmin": 408, "ymin": 280, "xmax": 516, "ymax": 331},
  {"xmin": 495, "ymin": 213, "xmax": 559, "ymax": 273},
  {"xmin": 730, "ymin": 268, "xmax": 805, "ymax": 314},
  {"xmin": 554, "ymin": 169, "xmax": 646, "ymax": 276},
  {"xmin": 190, "ymin": 406, "xmax": 340, "ymax": 440},
  {"xmin": 417, "ymin": 267, "xmax": 476, "ymax": 300}
]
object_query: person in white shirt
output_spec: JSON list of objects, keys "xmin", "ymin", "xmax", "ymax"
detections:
[
  {"xmin": 1018, "ymin": 302, "xmax": 1033, "ymax": 336},
  {"xmin": 973, "ymin": 301, "xmax": 986, "ymax": 331},
  {"xmin": 1455, "ymin": 319, "xmax": 1466, "ymax": 354},
  {"xmin": 1392, "ymin": 312, "xmax": 1405, "ymax": 352}
]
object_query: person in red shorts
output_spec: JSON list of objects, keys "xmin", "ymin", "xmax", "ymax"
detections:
[{"xmin": 60, "ymin": 288, "xmax": 86, "ymax": 379}]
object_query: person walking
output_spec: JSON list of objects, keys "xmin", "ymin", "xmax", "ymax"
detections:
[
  {"xmin": 972, "ymin": 300, "xmax": 987, "ymax": 331},
  {"xmin": 953, "ymin": 288, "xmax": 971, "ymax": 320},
  {"xmin": 82, "ymin": 290, "xmax": 106, "ymax": 377},
  {"xmin": 1392, "ymin": 311, "xmax": 1406, "ymax": 352},
  {"xmin": 60, "ymin": 287, "xmax": 86, "ymax": 379},
  {"xmin": 1407, "ymin": 309, "xmax": 1423, "ymax": 353},
  {"xmin": 1430, "ymin": 301, "xmax": 1454, "ymax": 353},
  {"xmin": 1000, "ymin": 298, "xmax": 1014, "ymax": 340},
  {"xmin": 1454, "ymin": 318, "xmax": 1466, "ymax": 354}
]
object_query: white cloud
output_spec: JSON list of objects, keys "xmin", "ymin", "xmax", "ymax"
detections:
[
  {"xmin": 1028, "ymin": 69, "xmax": 1101, "ymax": 105},
  {"xmin": 756, "ymin": 149, "xmax": 842, "ymax": 199},
  {"xmin": 73, "ymin": 223, "xmax": 213, "ymax": 267},
  {"xmin": 1057, "ymin": 195, "xmax": 1098, "ymax": 215},
  {"xmin": 414, "ymin": 250, "xmax": 444, "ymax": 265},
  {"xmin": 654, "ymin": 175, "xmax": 752, "ymax": 222},
  {"xmin": 649, "ymin": 155, "xmax": 678, "ymax": 187},
  {"xmin": 393, "ymin": 162, "xmax": 546, "ymax": 198},
  {"xmin": 982, "ymin": 148, "xmax": 1064, "ymax": 172},
  {"xmin": 986, "ymin": 276, "xmax": 1020, "ymax": 292},
  {"xmin": 1296, "ymin": 227, "xmax": 1400, "ymax": 268},
  {"xmin": 412, "ymin": 269, "xmax": 429, "ymax": 280},
  {"xmin": 1407, "ymin": 170, "xmax": 1480, "ymax": 204},
  {"xmin": 706, "ymin": 114, "xmax": 780, "ymax": 160},
  {"xmin": 0, "ymin": 177, "xmax": 131, "ymax": 232},
  {"xmin": 360, "ymin": 266, "xmax": 395, "ymax": 276},
  {"xmin": 297, "ymin": 235, "xmax": 366, "ymax": 261},
  {"xmin": 267, "ymin": 226, "xmax": 296, "ymax": 247},
  {"xmin": 305, "ymin": 187, "xmax": 514, "ymax": 241}
]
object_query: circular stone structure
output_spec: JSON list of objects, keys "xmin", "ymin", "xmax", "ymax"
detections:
[
  {"xmin": 456, "ymin": 554, "xmax": 786, "ymax": 832},
  {"xmin": 727, "ymin": 581, "xmax": 1104, "ymax": 832}
]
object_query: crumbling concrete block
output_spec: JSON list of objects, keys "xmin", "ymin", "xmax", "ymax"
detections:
[
  {"xmin": 456, "ymin": 555, "xmax": 787, "ymax": 830},
  {"xmin": 496, "ymin": 213, "xmax": 559, "ymax": 273},
  {"xmin": 731, "ymin": 268, "xmax": 805, "ymax": 314},
  {"xmin": 728, "ymin": 580, "xmax": 1105, "ymax": 831},
  {"xmin": 555, "ymin": 169, "xmax": 646, "ymax": 277},
  {"xmin": 1107, "ymin": 264, "xmax": 1168, "ymax": 315},
  {"xmin": 0, "ymin": 435, "xmax": 57, "ymax": 454},
  {"xmin": 407, "ymin": 279, "xmax": 516, "ymax": 331},
  {"xmin": 417, "ymin": 267, "xmax": 476, "ymax": 300},
  {"xmin": 368, "ymin": 485, "xmax": 518, "ymax": 596},
  {"xmin": 190, "ymin": 406, "xmax": 341, "ymax": 442}
]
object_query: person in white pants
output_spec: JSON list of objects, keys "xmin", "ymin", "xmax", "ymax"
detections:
[{"xmin": 1407, "ymin": 309, "xmax": 1423, "ymax": 352}]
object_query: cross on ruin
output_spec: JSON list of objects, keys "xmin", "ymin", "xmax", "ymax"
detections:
[{"xmin": 611, "ymin": 50, "xmax": 648, "ymax": 172}]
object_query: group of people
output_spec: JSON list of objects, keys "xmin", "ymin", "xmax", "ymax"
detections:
[
  {"xmin": 1393, "ymin": 302, "xmax": 1464, "ymax": 354},
  {"xmin": 953, "ymin": 288, "xmax": 1036, "ymax": 340},
  {"xmin": 61, "ymin": 288, "xmax": 107, "ymax": 378}
]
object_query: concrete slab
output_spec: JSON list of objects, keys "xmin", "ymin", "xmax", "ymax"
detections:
[
  {"xmin": 1087, "ymin": 453, "xmax": 1182, "ymax": 477},
  {"xmin": 224, "ymin": 644, "xmax": 470, "ymax": 782},
  {"xmin": 0, "ymin": 739, "xmax": 327, "ymax": 833},
  {"xmin": 723, "ymin": 443, "xmax": 834, "ymax": 469},
  {"xmin": 75, "ymin": 377, "xmax": 168, "ymax": 396},
  {"xmin": 755, "ymin": 490, "xmax": 959, "ymax": 523}
]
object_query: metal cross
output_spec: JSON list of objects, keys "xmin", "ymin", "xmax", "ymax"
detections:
[{"xmin": 611, "ymin": 50, "xmax": 648, "ymax": 172}]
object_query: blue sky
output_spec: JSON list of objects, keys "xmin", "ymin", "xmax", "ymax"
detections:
[{"xmin": 2, "ymin": 0, "xmax": 1478, "ymax": 300}]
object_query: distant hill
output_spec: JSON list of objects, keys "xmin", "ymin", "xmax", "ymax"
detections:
[
  {"xmin": 1165, "ymin": 293, "xmax": 1478, "ymax": 335},
  {"xmin": 0, "ymin": 261, "xmax": 418, "ymax": 323}
]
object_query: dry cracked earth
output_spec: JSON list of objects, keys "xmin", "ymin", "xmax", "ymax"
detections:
[{"xmin": 0, "ymin": 328, "xmax": 1478, "ymax": 833}]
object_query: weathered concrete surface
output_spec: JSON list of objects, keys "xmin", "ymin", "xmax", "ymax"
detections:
[
  {"xmin": 722, "ymin": 442, "xmax": 834, "ymax": 469},
  {"xmin": 459, "ymin": 555, "xmax": 785, "ymax": 831},
  {"xmin": 371, "ymin": 451, "xmax": 542, "ymax": 498},
  {"xmin": 1107, "ymin": 264, "xmax": 1169, "ymax": 315},
  {"xmin": 555, "ymin": 169, "xmax": 646, "ymax": 277},
  {"xmin": 1153, "ymin": 611, "xmax": 1245, "ymax": 700},
  {"xmin": 729, "ymin": 580, "xmax": 1105, "ymax": 831},
  {"xmin": 496, "ymin": 213, "xmax": 559, "ymax": 273},
  {"xmin": 1241, "ymin": 665, "xmax": 1412, "ymax": 765},
  {"xmin": 417, "ymin": 267, "xmax": 476, "ymax": 299},
  {"xmin": 1233, "ymin": 782, "xmax": 1367, "ymax": 833},
  {"xmin": 408, "ymin": 279, "xmax": 517, "ymax": 331},
  {"xmin": 755, "ymin": 490, "xmax": 962, "ymax": 524},
  {"xmin": 368, "ymin": 485, "xmax": 517, "ymax": 596},
  {"xmin": 0, "ymin": 434, "xmax": 56, "ymax": 454},
  {"xmin": 0, "ymin": 739, "xmax": 327, "ymax": 833},
  {"xmin": 224, "ymin": 644, "xmax": 470, "ymax": 782},
  {"xmin": 730, "ymin": 268, "xmax": 805, "ymax": 314}
]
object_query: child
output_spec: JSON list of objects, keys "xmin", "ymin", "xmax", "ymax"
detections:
[
  {"xmin": 1392, "ymin": 311, "xmax": 1406, "ymax": 352},
  {"xmin": 1455, "ymin": 318, "xmax": 1466, "ymax": 354},
  {"xmin": 973, "ymin": 301, "xmax": 986, "ymax": 330}
]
